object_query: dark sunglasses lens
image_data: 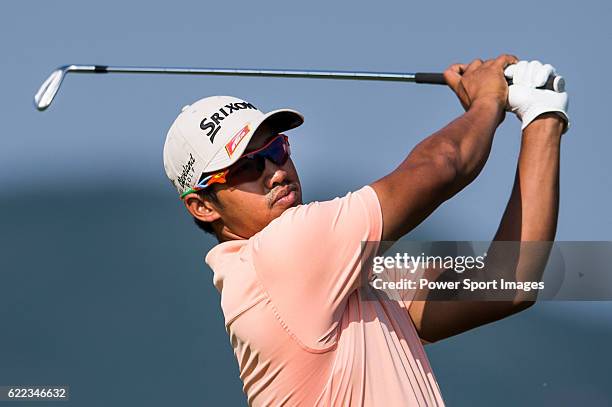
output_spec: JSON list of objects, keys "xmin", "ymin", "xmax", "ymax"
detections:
[
  {"xmin": 260, "ymin": 137, "xmax": 289, "ymax": 165},
  {"xmin": 227, "ymin": 156, "xmax": 265, "ymax": 184},
  {"xmin": 226, "ymin": 136, "xmax": 289, "ymax": 185}
]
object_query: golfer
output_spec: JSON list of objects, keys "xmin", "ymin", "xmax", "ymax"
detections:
[{"xmin": 162, "ymin": 54, "xmax": 569, "ymax": 406}]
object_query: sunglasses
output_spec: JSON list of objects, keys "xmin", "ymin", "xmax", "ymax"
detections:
[{"xmin": 181, "ymin": 134, "xmax": 290, "ymax": 199}]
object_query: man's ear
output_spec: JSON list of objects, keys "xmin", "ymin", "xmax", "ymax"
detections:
[{"xmin": 183, "ymin": 193, "xmax": 222, "ymax": 223}]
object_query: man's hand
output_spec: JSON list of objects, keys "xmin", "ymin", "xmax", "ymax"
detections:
[
  {"xmin": 504, "ymin": 60, "xmax": 570, "ymax": 133},
  {"xmin": 443, "ymin": 54, "xmax": 519, "ymax": 112}
]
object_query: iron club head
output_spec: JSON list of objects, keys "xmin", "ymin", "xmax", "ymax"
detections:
[{"xmin": 34, "ymin": 66, "xmax": 70, "ymax": 111}]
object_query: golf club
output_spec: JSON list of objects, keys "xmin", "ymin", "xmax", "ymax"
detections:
[{"xmin": 33, "ymin": 64, "xmax": 565, "ymax": 111}]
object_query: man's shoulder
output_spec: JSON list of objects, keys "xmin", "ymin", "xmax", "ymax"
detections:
[{"xmin": 205, "ymin": 239, "xmax": 248, "ymax": 269}]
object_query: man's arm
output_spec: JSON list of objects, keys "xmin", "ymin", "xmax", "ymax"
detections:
[
  {"xmin": 408, "ymin": 114, "xmax": 564, "ymax": 342},
  {"xmin": 371, "ymin": 55, "xmax": 517, "ymax": 241},
  {"xmin": 494, "ymin": 115, "xmax": 563, "ymax": 241}
]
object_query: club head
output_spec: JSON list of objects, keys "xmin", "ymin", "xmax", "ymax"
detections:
[{"xmin": 34, "ymin": 66, "xmax": 70, "ymax": 111}]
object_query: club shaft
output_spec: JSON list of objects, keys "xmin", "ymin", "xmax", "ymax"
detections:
[
  {"xmin": 64, "ymin": 65, "xmax": 563, "ymax": 89},
  {"xmin": 74, "ymin": 65, "xmax": 419, "ymax": 82}
]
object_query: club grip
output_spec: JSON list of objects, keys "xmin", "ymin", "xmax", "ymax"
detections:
[
  {"xmin": 414, "ymin": 72, "xmax": 448, "ymax": 85},
  {"xmin": 414, "ymin": 72, "xmax": 564, "ymax": 92}
]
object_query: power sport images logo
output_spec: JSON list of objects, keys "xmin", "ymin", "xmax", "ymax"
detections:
[{"xmin": 200, "ymin": 102, "xmax": 257, "ymax": 143}]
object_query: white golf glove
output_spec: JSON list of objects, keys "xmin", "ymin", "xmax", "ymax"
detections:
[{"xmin": 504, "ymin": 60, "xmax": 569, "ymax": 133}]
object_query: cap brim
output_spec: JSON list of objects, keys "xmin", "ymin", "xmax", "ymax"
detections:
[
  {"xmin": 204, "ymin": 108, "xmax": 304, "ymax": 173},
  {"xmin": 257, "ymin": 108, "xmax": 304, "ymax": 134}
]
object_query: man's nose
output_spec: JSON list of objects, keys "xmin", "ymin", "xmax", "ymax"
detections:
[{"xmin": 264, "ymin": 159, "xmax": 288, "ymax": 189}]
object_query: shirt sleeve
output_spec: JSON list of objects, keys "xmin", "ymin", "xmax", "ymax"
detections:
[{"xmin": 250, "ymin": 185, "xmax": 383, "ymax": 351}]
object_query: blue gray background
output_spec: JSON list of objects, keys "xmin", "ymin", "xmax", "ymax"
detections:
[{"xmin": 1, "ymin": 0, "xmax": 611, "ymax": 405}]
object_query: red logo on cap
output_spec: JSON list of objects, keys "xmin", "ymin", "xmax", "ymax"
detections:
[{"xmin": 225, "ymin": 124, "xmax": 251, "ymax": 158}]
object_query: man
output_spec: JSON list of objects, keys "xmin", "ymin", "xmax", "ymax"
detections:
[{"xmin": 162, "ymin": 55, "xmax": 569, "ymax": 406}]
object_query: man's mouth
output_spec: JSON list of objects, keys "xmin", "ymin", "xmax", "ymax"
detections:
[{"xmin": 269, "ymin": 184, "xmax": 298, "ymax": 208}]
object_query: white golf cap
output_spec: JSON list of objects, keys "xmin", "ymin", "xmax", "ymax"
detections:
[{"xmin": 163, "ymin": 96, "xmax": 304, "ymax": 196}]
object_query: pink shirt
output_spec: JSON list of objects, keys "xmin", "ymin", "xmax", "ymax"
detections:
[{"xmin": 205, "ymin": 186, "xmax": 445, "ymax": 406}]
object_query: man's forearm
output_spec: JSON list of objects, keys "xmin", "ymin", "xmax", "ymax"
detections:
[
  {"xmin": 495, "ymin": 114, "xmax": 563, "ymax": 241},
  {"xmin": 488, "ymin": 114, "xmax": 563, "ymax": 303},
  {"xmin": 412, "ymin": 99, "xmax": 505, "ymax": 196},
  {"xmin": 372, "ymin": 99, "xmax": 505, "ymax": 240}
]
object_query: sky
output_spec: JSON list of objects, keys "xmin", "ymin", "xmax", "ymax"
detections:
[
  {"xmin": 2, "ymin": 0, "xmax": 611, "ymax": 238},
  {"xmin": 1, "ymin": 0, "xmax": 611, "ymax": 405}
]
